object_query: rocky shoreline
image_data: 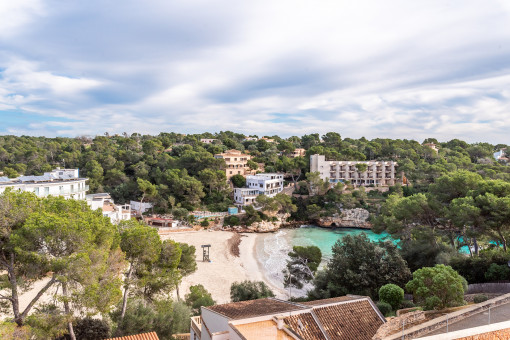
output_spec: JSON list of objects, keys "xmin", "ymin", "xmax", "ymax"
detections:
[{"xmin": 219, "ymin": 208, "xmax": 372, "ymax": 233}]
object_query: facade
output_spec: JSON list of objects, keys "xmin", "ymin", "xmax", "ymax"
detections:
[
  {"xmin": 0, "ymin": 168, "xmax": 89, "ymax": 199},
  {"xmin": 233, "ymin": 173, "xmax": 284, "ymax": 206},
  {"xmin": 190, "ymin": 295, "xmax": 385, "ymax": 340},
  {"xmin": 86, "ymin": 193, "xmax": 131, "ymax": 224},
  {"xmin": 310, "ymin": 154, "xmax": 397, "ymax": 186},
  {"xmin": 289, "ymin": 148, "xmax": 306, "ymax": 158},
  {"xmin": 130, "ymin": 200, "xmax": 153, "ymax": 215},
  {"xmin": 423, "ymin": 142, "xmax": 439, "ymax": 153},
  {"xmin": 214, "ymin": 150, "xmax": 252, "ymax": 179},
  {"xmin": 200, "ymin": 138, "xmax": 218, "ymax": 144},
  {"xmin": 494, "ymin": 149, "xmax": 508, "ymax": 162}
]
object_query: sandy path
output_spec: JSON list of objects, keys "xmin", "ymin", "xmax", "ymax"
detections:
[{"xmin": 162, "ymin": 230, "xmax": 286, "ymax": 304}]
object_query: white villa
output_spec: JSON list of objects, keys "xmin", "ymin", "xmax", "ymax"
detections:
[
  {"xmin": 233, "ymin": 173, "xmax": 284, "ymax": 206},
  {"xmin": 0, "ymin": 168, "xmax": 89, "ymax": 199},
  {"xmin": 310, "ymin": 154, "xmax": 397, "ymax": 186},
  {"xmin": 86, "ymin": 193, "xmax": 131, "ymax": 224}
]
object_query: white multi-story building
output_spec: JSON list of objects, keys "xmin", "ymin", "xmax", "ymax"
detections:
[
  {"xmin": 310, "ymin": 154, "xmax": 397, "ymax": 186},
  {"xmin": 86, "ymin": 193, "xmax": 131, "ymax": 224},
  {"xmin": 233, "ymin": 173, "xmax": 284, "ymax": 206},
  {"xmin": 0, "ymin": 168, "xmax": 89, "ymax": 199},
  {"xmin": 200, "ymin": 138, "xmax": 218, "ymax": 144}
]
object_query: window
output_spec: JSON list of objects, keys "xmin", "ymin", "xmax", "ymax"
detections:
[{"xmin": 44, "ymin": 187, "xmax": 49, "ymax": 195}]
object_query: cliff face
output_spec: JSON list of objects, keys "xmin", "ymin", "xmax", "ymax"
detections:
[
  {"xmin": 317, "ymin": 208, "xmax": 371, "ymax": 229},
  {"xmin": 245, "ymin": 213, "xmax": 290, "ymax": 232}
]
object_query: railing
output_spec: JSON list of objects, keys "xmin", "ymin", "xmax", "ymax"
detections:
[
  {"xmin": 191, "ymin": 316, "xmax": 202, "ymax": 339},
  {"xmin": 59, "ymin": 186, "xmax": 88, "ymax": 195}
]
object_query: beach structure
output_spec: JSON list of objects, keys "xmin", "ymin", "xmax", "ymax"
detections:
[
  {"xmin": 310, "ymin": 154, "xmax": 398, "ymax": 186},
  {"xmin": 86, "ymin": 193, "xmax": 131, "ymax": 224},
  {"xmin": 190, "ymin": 295, "xmax": 385, "ymax": 340},
  {"xmin": 0, "ymin": 168, "xmax": 88, "ymax": 199},
  {"xmin": 143, "ymin": 215, "xmax": 178, "ymax": 228},
  {"xmin": 233, "ymin": 173, "xmax": 284, "ymax": 207},
  {"xmin": 214, "ymin": 149, "xmax": 253, "ymax": 179},
  {"xmin": 201, "ymin": 244, "xmax": 211, "ymax": 262}
]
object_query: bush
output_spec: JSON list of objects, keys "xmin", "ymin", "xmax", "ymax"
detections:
[
  {"xmin": 73, "ymin": 318, "xmax": 110, "ymax": 340},
  {"xmin": 406, "ymin": 264, "xmax": 467, "ymax": 310},
  {"xmin": 200, "ymin": 218, "xmax": 209, "ymax": 227},
  {"xmin": 230, "ymin": 281, "xmax": 275, "ymax": 302},
  {"xmin": 484, "ymin": 263, "xmax": 510, "ymax": 281},
  {"xmin": 376, "ymin": 302, "xmax": 392, "ymax": 316},
  {"xmin": 400, "ymin": 300, "xmax": 416, "ymax": 309},
  {"xmin": 379, "ymin": 284, "xmax": 404, "ymax": 311},
  {"xmin": 473, "ymin": 294, "xmax": 489, "ymax": 303},
  {"xmin": 185, "ymin": 285, "xmax": 215, "ymax": 316},
  {"xmin": 224, "ymin": 216, "xmax": 240, "ymax": 226}
]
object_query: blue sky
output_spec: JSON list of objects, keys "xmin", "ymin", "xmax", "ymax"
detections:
[{"xmin": 1, "ymin": 0, "xmax": 510, "ymax": 143}]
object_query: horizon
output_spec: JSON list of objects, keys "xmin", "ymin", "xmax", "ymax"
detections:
[{"xmin": 1, "ymin": 1, "xmax": 510, "ymax": 143}]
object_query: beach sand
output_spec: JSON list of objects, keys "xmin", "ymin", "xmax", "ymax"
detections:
[{"xmin": 162, "ymin": 230, "xmax": 286, "ymax": 303}]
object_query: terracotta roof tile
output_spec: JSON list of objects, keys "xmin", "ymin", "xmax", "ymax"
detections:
[
  {"xmin": 206, "ymin": 298, "xmax": 305, "ymax": 320},
  {"xmin": 284, "ymin": 312, "xmax": 327, "ymax": 340},
  {"xmin": 313, "ymin": 300, "xmax": 384, "ymax": 340},
  {"xmin": 106, "ymin": 331, "xmax": 159, "ymax": 340},
  {"xmin": 301, "ymin": 295, "xmax": 360, "ymax": 306}
]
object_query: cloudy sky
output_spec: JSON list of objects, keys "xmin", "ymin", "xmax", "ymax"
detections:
[{"xmin": 1, "ymin": 0, "xmax": 510, "ymax": 143}]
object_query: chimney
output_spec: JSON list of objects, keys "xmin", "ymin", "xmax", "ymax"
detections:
[{"xmin": 274, "ymin": 316, "xmax": 285, "ymax": 329}]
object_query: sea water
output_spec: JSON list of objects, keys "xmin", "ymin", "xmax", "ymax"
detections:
[{"xmin": 255, "ymin": 226, "xmax": 393, "ymax": 296}]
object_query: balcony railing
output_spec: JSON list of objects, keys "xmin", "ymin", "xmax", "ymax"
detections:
[
  {"xmin": 191, "ymin": 316, "xmax": 202, "ymax": 339},
  {"xmin": 59, "ymin": 186, "xmax": 89, "ymax": 195}
]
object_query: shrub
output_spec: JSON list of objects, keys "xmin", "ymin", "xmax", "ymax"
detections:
[
  {"xmin": 400, "ymin": 300, "xmax": 416, "ymax": 309},
  {"xmin": 484, "ymin": 263, "xmax": 510, "ymax": 281},
  {"xmin": 376, "ymin": 302, "xmax": 392, "ymax": 316},
  {"xmin": 473, "ymin": 294, "xmax": 489, "ymax": 303},
  {"xmin": 73, "ymin": 318, "xmax": 111, "ymax": 340},
  {"xmin": 200, "ymin": 218, "xmax": 209, "ymax": 227},
  {"xmin": 406, "ymin": 264, "xmax": 467, "ymax": 310},
  {"xmin": 230, "ymin": 280, "xmax": 275, "ymax": 302},
  {"xmin": 379, "ymin": 284, "xmax": 404, "ymax": 310},
  {"xmin": 224, "ymin": 216, "xmax": 240, "ymax": 226}
]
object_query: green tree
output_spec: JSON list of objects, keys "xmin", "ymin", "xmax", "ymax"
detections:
[
  {"xmin": 175, "ymin": 243, "xmax": 197, "ymax": 301},
  {"xmin": 230, "ymin": 281, "xmax": 275, "ymax": 302},
  {"xmin": 231, "ymin": 174, "xmax": 246, "ymax": 188},
  {"xmin": 285, "ymin": 246, "xmax": 322, "ymax": 289},
  {"xmin": 309, "ymin": 233, "xmax": 411, "ymax": 299},
  {"xmin": 379, "ymin": 284, "xmax": 404, "ymax": 311},
  {"xmin": 14, "ymin": 196, "xmax": 124, "ymax": 339},
  {"xmin": 119, "ymin": 221, "xmax": 162, "ymax": 322},
  {"xmin": 405, "ymin": 264, "xmax": 467, "ymax": 310},
  {"xmin": 185, "ymin": 284, "xmax": 215, "ymax": 315},
  {"xmin": 306, "ymin": 172, "xmax": 329, "ymax": 196}
]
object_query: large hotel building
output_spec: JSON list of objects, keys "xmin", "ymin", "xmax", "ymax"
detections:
[{"xmin": 310, "ymin": 154, "xmax": 397, "ymax": 186}]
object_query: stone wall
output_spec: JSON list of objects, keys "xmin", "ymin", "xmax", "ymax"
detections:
[
  {"xmin": 379, "ymin": 292, "xmax": 510, "ymax": 340},
  {"xmin": 372, "ymin": 311, "xmax": 425, "ymax": 340}
]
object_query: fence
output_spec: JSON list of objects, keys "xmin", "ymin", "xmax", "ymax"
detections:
[{"xmin": 467, "ymin": 283, "xmax": 510, "ymax": 294}]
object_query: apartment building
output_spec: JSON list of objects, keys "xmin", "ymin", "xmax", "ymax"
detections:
[
  {"xmin": 310, "ymin": 154, "xmax": 397, "ymax": 186},
  {"xmin": 0, "ymin": 168, "xmax": 89, "ymax": 199},
  {"xmin": 233, "ymin": 173, "xmax": 284, "ymax": 206},
  {"xmin": 289, "ymin": 148, "xmax": 306, "ymax": 158},
  {"xmin": 86, "ymin": 193, "xmax": 131, "ymax": 224},
  {"xmin": 214, "ymin": 149, "xmax": 252, "ymax": 179},
  {"xmin": 190, "ymin": 295, "xmax": 385, "ymax": 340}
]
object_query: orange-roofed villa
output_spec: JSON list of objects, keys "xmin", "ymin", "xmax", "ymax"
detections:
[{"xmin": 190, "ymin": 295, "xmax": 385, "ymax": 340}]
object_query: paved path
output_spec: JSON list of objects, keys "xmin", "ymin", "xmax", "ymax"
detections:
[{"xmin": 425, "ymin": 303, "xmax": 510, "ymax": 336}]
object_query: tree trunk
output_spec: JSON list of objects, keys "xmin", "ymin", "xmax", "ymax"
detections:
[
  {"xmin": 498, "ymin": 230, "xmax": 507, "ymax": 252},
  {"xmin": 62, "ymin": 283, "xmax": 76, "ymax": 340},
  {"xmin": 176, "ymin": 283, "xmax": 181, "ymax": 302},
  {"xmin": 473, "ymin": 237, "xmax": 479, "ymax": 256},
  {"xmin": 120, "ymin": 262, "xmax": 134, "ymax": 321},
  {"xmin": 8, "ymin": 253, "xmax": 20, "ymax": 325}
]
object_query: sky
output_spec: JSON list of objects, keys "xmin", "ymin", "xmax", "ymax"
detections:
[{"xmin": 0, "ymin": 0, "xmax": 510, "ymax": 143}]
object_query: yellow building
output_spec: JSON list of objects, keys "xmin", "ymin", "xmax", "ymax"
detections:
[{"xmin": 214, "ymin": 149, "xmax": 252, "ymax": 179}]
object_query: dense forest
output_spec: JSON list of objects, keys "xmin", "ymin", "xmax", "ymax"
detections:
[{"xmin": 1, "ymin": 132, "xmax": 508, "ymax": 215}]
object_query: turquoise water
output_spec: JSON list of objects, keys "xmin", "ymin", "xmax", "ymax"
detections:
[
  {"xmin": 287, "ymin": 226, "xmax": 393, "ymax": 260},
  {"xmin": 255, "ymin": 226, "xmax": 394, "ymax": 296}
]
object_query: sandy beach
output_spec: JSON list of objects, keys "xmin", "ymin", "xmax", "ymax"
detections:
[{"xmin": 162, "ymin": 230, "xmax": 287, "ymax": 303}]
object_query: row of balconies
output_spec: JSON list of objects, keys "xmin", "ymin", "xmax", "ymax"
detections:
[{"xmin": 59, "ymin": 185, "xmax": 90, "ymax": 195}]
